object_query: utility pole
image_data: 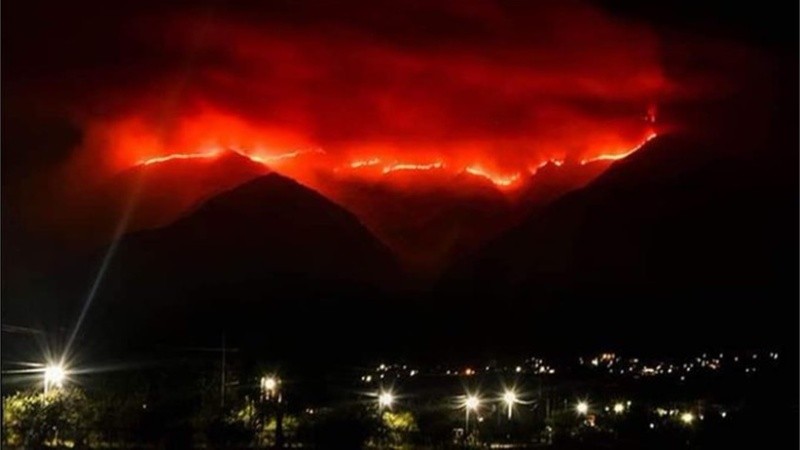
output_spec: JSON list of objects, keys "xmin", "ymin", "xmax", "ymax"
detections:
[
  {"xmin": 221, "ymin": 333, "xmax": 226, "ymax": 408},
  {"xmin": 155, "ymin": 341, "xmax": 237, "ymax": 409},
  {"xmin": 276, "ymin": 397, "xmax": 285, "ymax": 449}
]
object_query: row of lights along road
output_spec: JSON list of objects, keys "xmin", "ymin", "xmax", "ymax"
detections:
[{"xmin": 39, "ymin": 365, "xmax": 698, "ymax": 430}]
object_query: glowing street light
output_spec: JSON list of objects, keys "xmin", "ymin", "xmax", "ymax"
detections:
[
  {"xmin": 680, "ymin": 412, "xmax": 695, "ymax": 425},
  {"xmin": 576, "ymin": 401, "xmax": 589, "ymax": 415},
  {"xmin": 502, "ymin": 390, "xmax": 518, "ymax": 419},
  {"xmin": 260, "ymin": 375, "xmax": 280, "ymax": 401},
  {"xmin": 613, "ymin": 402, "xmax": 625, "ymax": 414},
  {"xmin": 378, "ymin": 390, "xmax": 394, "ymax": 409},
  {"xmin": 465, "ymin": 395, "xmax": 480, "ymax": 411},
  {"xmin": 43, "ymin": 364, "xmax": 66, "ymax": 394},
  {"xmin": 464, "ymin": 394, "xmax": 481, "ymax": 433}
]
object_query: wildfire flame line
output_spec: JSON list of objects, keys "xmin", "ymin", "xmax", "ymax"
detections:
[
  {"xmin": 382, "ymin": 161, "xmax": 445, "ymax": 174},
  {"xmin": 135, "ymin": 134, "xmax": 658, "ymax": 190},
  {"xmin": 138, "ymin": 147, "xmax": 323, "ymax": 167},
  {"xmin": 140, "ymin": 150, "xmax": 222, "ymax": 165},
  {"xmin": 464, "ymin": 166, "xmax": 520, "ymax": 187},
  {"xmin": 580, "ymin": 133, "xmax": 657, "ymax": 165},
  {"xmin": 349, "ymin": 158, "xmax": 381, "ymax": 168}
]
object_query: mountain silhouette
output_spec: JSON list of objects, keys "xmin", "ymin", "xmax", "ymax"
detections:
[
  {"xmin": 440, "ymin": 133, "xmax": 795, "ymax": 354},
  {"xmin": 58, "ymin": 173, "xmax": 401, "ymax": 357}
]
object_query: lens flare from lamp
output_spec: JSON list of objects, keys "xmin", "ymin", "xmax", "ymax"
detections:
[
  {"xmin": 43, "ymin": 364, "xmax": 67, "ymax": 394},
  {"xmin": 465, "ymin": 395, "xmax": 480, "ymax": 410},
  {"xmin": 378, "ymin": 391, "xmax": 394, "ymax": 408}
]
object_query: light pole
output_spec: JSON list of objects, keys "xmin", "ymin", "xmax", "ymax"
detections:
[
  {"xmin": 502, "ymin": 390, "xmax": 518, "ymax": 419},
  {"xmin": 260, "ymin": 375, "xmax": 283, "ymax": 447},
  {"xmin": 464, "ymin": 394, "xmax": 480, "ymax": 434},
  {"xmin": 576, "ymin": 400, "xmax": 589, "ymax": 415}
]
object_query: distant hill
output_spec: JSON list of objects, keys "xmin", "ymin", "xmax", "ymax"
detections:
[
  {"xmin": 92, "ymin": 150, "xmax": 270, "ymax": 236},
  {"xmin": 440, "ymin": 134, "xmax": 796, "ymax": 353},
  {"xmin": 315, "ymin": 161, "xmax": 610, "ymax": 277},
  {"xmin": 318, "ymin": 172, "xmax": 516, "ymax": 278},
  {"xmin": 56, "ymin": 173, "xmax": 401, "ymax": 357}
]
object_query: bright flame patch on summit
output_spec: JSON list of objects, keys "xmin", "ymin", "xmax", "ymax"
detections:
[
  {"xmin": 140, "ymin": 150, "xmax": 222, "ymax": 165},
  {"xmin": 464, "ymin": 166, "xmax": 521, "ymax": 188},
  {"xmin": 580, "ymin": 133, "xmax": 658, "ymax": 165},
  {"xmin": 382, "ymin": 161, "xmax": 445, "ymax": 174},
  {"xmin": 350, "ymin": 158, "xmax": 381, "ymax": 168},
  {"xmin": 138, "ymin": 148, "xmax": 320, "ymax": 168}
]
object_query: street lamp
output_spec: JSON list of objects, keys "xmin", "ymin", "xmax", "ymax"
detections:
[
  {"xmin": 576, "ymin": 401, "xmax": 589, "ymax": 415},
  {"xmin": 43, "ymin": 364, "xmax": 66, "ymax": 395},
  {"xmin": 260, "ymin": 375, "xmax": 280, "ymax": 401},
  {"xmin": 680, "ymin": 412, "xmax": 694, "ymax": 425},
  {"xmin": 378, "ymin": 390, "xmax": 394, "ymax": 409},
  {"xmin": 502, "ymin": 390, "xmax": 518, "ymax": 419},
  {"xmin": 613, "ymin": 402, "xmax": 625, "ymax": 414},
  {"xmin": 464, "ymin": 394, "xmax": 480, "ymax": 434}
]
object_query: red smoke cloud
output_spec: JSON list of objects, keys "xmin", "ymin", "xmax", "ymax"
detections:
[
  {"xmin": 13, "ymin": 0, "xmax": 676, "ymax": 268},
  {"xmin": 67, "ymin": 0, "xmax": 663, "ymax": 191}
]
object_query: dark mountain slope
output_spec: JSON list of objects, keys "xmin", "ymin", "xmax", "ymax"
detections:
[
  {"xmin": 53, "ymin": 173, "xmax": 401, "ymax": 357},
  {"xmin": 439, "ymin": 134, "xmax": 796, "ymax": 353}
]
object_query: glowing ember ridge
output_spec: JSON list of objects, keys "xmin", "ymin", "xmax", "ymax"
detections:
[
  {"xmin": 350, "ymin": 158, "xmax": 382, "ymax": 168},
  {"xmin": 231, "ymin": 147, "xmax": 324, "ymax": 165},
  {"xmin": 138, "ymin": 147, "xmax": 322, "ymax": 168},
  {"xmin": 528, "ymin": 158, "xmax": 566, "ymax": 175},
  {"xmin": 464, "ymin": 165, "xmax": 521, "ymax": 187},
  {"xmin": 139, "ymin": 150, "xmax": 222, "ymax": 165},
  {"xmin": 381, "ymin": 161, "xmax": 445, "ymax": 174},
  {"xmin": 580, "ymin": 132, "xmax": 658, "ymax": 165}
]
